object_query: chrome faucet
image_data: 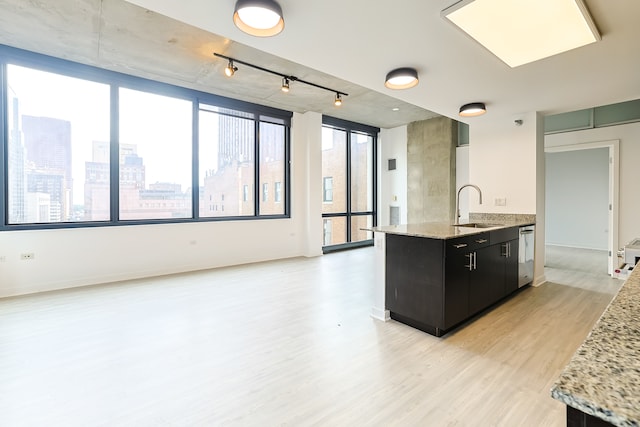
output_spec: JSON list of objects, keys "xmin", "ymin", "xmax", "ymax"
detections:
[{"xmin": 454, "ymin": 184, "xmax": 483, "ymax": 225}]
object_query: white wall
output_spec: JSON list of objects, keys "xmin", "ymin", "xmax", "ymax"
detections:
[
  {"xmin": 379, "ymin": 126, "xmax": 408, "ymax": 226},
  {"xmin": 469, "ymin": 113, "xmax": 539, "ymax": 214},
  {"xmin": 545, "ymin": 148, "xmax": 609, "ymax": 250},
  {"xmin": 469, "ymin": 112, "xmax": 546, "ymax": 284},
  {"xmin": 545, "ymin": 121, "xmax": 640, "ymax": 247},
  {"xmin": 0, "ymin": 111, "xmax": 322, "ymax": 298}
]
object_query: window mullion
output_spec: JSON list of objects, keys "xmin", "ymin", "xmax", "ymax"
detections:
[
  {"xmin": 192, "ymin": 99, "xmax": 199, "ymax": 219},
  {"xmin": 0, "ymin": 63, "xmax": 6, "ymax": 229},
  {"xmin": 110, "ymin": 84, "xmax": 119, "ymax": 223},
  {"xmin": 254, "ymin": 119, "xmax": 260, "ymax": 216},
  {"xmin": 346, "ymin": 130, "xmax": 352, "ymax": 242}
]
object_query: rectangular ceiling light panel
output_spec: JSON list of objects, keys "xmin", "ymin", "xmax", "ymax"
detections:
[{"xmin": 442, "ymin": 0, "xmax": 601, "ymax": 67}]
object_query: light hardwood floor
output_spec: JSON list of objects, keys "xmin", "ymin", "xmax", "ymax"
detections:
[{"xmin": 0, "ymin": 246, "xmax": 621, "ymax": 426}]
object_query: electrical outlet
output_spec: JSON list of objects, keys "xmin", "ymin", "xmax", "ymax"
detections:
[
  {"xmin": 0, "ymin": 256, "xmax": 6, "ymax": 262},
  {"xmin": 495, "ymin": 198, "xmax": 507, "ymax": 206},
  {"xmin": 20, "ymin": 253, "xmax": 35, "ymax": 260}
]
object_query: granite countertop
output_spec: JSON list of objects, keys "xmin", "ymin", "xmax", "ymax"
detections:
[
  {"xmin": 551, "ymin": 265, "xmax": 640, "ymax": 426},
  {"xmin": 370, "ymin": 220, "xmax": 534, "ymax": 240}
]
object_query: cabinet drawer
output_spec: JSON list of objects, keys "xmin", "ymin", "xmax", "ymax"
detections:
[
  {"xmin": 445, "ymin": 232, "xmax": 490, "ymax": 255},
  {"xmin": 490, "ymin": 226, "xmax": 519, "ymax": 245}
]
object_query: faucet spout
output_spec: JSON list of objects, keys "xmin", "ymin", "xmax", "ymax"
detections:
[{"xmin": 454, "ymin": 184, "xmax": 483, "ymax": 225}]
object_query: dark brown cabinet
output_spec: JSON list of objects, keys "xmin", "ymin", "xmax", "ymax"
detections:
[
  {"xmin": 443, "ymin": 233, "xmax": 491, "ymax": 329},
  {"xmin": 385, "ymin": 226, "xmax": 522, "ymax": 337}
]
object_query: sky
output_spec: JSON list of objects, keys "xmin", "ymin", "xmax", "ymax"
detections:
[{"xmin": 7, "ymin": 64, "xmax": 204, "ymax": 203}]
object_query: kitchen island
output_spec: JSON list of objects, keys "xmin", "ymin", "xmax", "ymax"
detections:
[
  {"xmin": 372, "ymin": 217, "xmax": 534, "ymax": 337},
  {"xmin": 551, "ymin": 262, "xmax": 640, "ymax": 427}
]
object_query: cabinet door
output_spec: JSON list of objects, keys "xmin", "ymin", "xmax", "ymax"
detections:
[
  {"xmin": 443, "ymin": 242, "xmax": 471, "ymax": 330},
  {"xmin": 504, "ymin": 239, "xmax": 519, "ymax": 294},
  {"xmin": 469, "ymin": 245, "xmax": 504, "ymax": 315}
]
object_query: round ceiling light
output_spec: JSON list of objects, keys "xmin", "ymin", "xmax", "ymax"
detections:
[
  {"xmin": 384, "ymin": 68, "xmax": 419, "ymax": 90},
  {"xmin": 233, "ymin": 0, "xmax": 285, "ymax": 37},
  {"xmin": 459, "ymin": 102, "xmax": 487, "ymax": 117}
]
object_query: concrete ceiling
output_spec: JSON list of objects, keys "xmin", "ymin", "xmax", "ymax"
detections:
[
  {"xmin": 0, "ymin": 1, "xmax": 639, "ymax": 130},
  {"xmin": 0, "ymin": 0, "xmax": 440, "ymax": 129}
]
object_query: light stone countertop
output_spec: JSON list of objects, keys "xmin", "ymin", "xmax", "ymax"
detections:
[
  {"xmin": 370, "ymin": 220, "xmax": 534, "ymax": 240},
  {"xmin": 551, "ymin": 265, "xmax": 640, "ymax": 426}
]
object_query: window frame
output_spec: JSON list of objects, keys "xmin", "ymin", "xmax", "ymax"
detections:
[
  {"xmin": 0, "ymin": 44, "xmax": 292, "ymax": 231},
  {"xmin": 321, "ymin": 116, "xmax": 379, "ymax": 252}
]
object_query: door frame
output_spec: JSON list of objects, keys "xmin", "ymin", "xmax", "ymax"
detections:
[{"xmin": 545, "ymin": 139, "xmax": 619, "ymax": 275}]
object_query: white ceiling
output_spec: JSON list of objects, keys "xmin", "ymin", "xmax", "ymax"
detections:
[
  {"xmin": 0, "ymin": 0, "xmax": 638, "ymax": 129},
  {"xmin": 126, "ymin": 0, "xmax": 640, "ymax": 127}
]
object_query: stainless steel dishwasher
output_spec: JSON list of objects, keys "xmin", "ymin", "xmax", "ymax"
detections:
[{"xmin": 518, "ymin": 225, "xmax": 535, "ymax": 287}]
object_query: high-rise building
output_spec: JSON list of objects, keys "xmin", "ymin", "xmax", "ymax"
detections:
[
  {"xmin": 200, "ymin": 115, "xmax": 285, "ymax": 217},
  {"xmin": 84, "ymin": 141, "xmax": 191, "ymax": 220},
  {"xmin": 83, "ymin": 141, "xmax": 111, "ymax": 221},
  {"xmin": 22, "ymin": 115, "xmax": 72, "ymax": 221},
  {"xmin": 7, "ymin": 96, "xmax": 26, "ymax": 224}
]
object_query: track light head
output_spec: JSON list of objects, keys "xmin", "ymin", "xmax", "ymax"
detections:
[
  {"xmin": 334, "ymin": 93, "xmax": 343, "ymax": 107},
  {"xmin": 225, "ymin": 60, "xmax": 238, "ymax": 77},
  {"xmin": 281, "ymin": 77, "xmax": 290, "ymax": 92}
]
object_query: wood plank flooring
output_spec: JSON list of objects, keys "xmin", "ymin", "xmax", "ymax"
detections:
[{"xmin": 0, "ymin": 246, "xmax": 621, "ymax": 426}]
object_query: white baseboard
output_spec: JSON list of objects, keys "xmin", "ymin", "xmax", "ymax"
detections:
[
  {"xmin": 371, "ymin": 307, "xmax": 390, "ymax": 322},
  {"xmin": 533, "ymin": 274, "xmax": 547, "ymax": 287}
]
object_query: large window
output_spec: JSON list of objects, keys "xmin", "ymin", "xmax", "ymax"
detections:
[
  {"xmin": 199, "ymin": 106, "xmax": 255, "ymax": 217},
  {"xmin": 0, "ymin": 45, "xmax": 291, "ymax": 230},
  {"xmin": 321, "ymin": 117, "xmax": 378, "ymax": 250},
  {"xmin": 6, "ymin": 64, "xmax": 110, "ymax": 224},
  {"xmin": 119, "ymin": 88, "xmax": 192, "ymax": 220},
  {"xmin": 258, "ymin": 121, "xmax": 286, "ymax": 216}
]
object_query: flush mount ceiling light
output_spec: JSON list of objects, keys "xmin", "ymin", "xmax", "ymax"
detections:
[
  {"xmin": 442, "ymin": 0, "xmax": 600, "ymax": 67},
  {"xmin": 233, "ymin": 0, "xmax": 285, "ymax": 37},
  {"xmin": 384, "ymin": 68, "xmax": 419, "ymax": 90},
  {"xmin": 459, "ymin": 102, "xmax": 486, "ymax": 117}
]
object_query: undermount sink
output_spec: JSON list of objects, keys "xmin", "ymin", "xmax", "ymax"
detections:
[{"xmin": 452, "ymin": 223, "xmax": 501, "ymax": 228}]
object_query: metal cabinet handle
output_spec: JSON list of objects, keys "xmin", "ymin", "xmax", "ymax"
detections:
[
  {"xmin": 476, "ymin": 239, "xmax": 488, "ymax": 244},
  {"xmin": 507, "ymin": 242, "xmax": 511, "ymax": 257},
  {"xmin": 454, "ymin": 243, "xmax": 468, "ymax": 249},
  {"xmin": 473, "ymin": 252, "xmax": 477, "ymax": 270},
  {"xmin": 465, "ymin": 253, "xmax": 473, "ymax": 270}
]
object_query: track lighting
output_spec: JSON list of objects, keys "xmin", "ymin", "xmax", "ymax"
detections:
[
  {"xmin": 459, "ymin": 102, "xmax": 487, "ymax": 117},
  {"xmin": 233, "ymin": 0, "xmax": 285, "ymax": 37},
  {"xmin": 281, "ymin": 77, "xmax": 290, "ymax": 92},
  {"xmin": 224, "ymin": 60, "xmax": 238, "ymax": 77},
  {"xmin": 385, "ymin": 67, "xmax": 419, "ymax": 90},
  {"xmin": 214, "ymin": 53, "xmax": 348, "ymax": 106}
]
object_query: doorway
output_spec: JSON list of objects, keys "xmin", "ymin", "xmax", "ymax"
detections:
[{"xmin": 545, "ymin": 140, "xmax": 619, "ymax": 275}]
